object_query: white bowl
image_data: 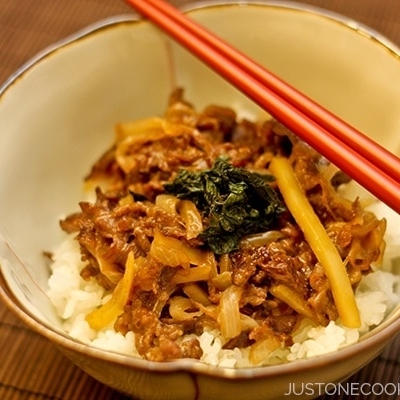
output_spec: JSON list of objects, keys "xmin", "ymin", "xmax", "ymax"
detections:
[{"xmin": 1, "ymin": 1, "xmax": 400, "ymax": 399}]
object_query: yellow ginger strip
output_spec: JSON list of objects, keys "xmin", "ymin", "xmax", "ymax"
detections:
[
  {"xmin": 269, "ymin": 157, "xmax": 360, "ymax": 328},
  {"xmin": 86, "ymin": 252, "xmax": 137, "ymax": 330}
]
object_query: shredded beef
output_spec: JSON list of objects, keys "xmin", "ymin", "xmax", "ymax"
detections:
[{"xmin": 61, "ymin": 90, "xmax": 386, "ymax": 361}]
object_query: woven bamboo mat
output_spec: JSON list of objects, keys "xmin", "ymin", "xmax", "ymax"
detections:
[{"xmin": 1, "ymin": 1, "xmax": 400, "ymax": 399}]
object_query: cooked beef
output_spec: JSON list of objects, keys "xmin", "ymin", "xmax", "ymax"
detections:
[{"xmin": 61, "ymin": 90, "xmax": 386, "ymax": 361}]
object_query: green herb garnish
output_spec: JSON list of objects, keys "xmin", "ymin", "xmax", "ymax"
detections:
[{"xmin": 164, "ymin": 157, "xmax": 285, "ymax": 254}]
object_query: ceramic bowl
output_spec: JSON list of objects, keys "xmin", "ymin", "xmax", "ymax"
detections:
[{"xmin": 1, "ymin": 1, "xmax": 400, "ymax": 399}]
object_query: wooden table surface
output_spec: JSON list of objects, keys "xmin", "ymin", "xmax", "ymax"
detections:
[{"xmin": 1, "ymin": 1, "xmax": 400, "ymax": 399}]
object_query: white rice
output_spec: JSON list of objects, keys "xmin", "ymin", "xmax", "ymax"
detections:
[{"xmin": 47, "ymin": 198, "xmax": 400, "ymax": 367}]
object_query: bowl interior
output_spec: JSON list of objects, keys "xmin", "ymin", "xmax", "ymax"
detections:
[{"xmin": 1, "ymin": 0, "xmax": 400, "ymax": 349}]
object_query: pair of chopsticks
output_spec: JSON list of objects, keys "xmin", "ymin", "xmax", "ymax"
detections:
[{"xmin": 125, "ymin": 0, "xmax": 400, "ymax": 214}]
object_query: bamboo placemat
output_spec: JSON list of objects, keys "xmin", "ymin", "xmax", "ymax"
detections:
[{"xmin": 1, "ymin": 1, "xmax": 400, "ymax": 399}]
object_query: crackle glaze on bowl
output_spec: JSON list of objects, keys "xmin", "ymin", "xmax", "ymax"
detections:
[{"xmin": 1, "ymin": 1, "xmax": 400, "ymax": 399}]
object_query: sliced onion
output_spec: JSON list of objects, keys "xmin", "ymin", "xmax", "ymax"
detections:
[
  {"xmin": 178, "ymin": 199, "xmax": 203, "ymax": 239},
  {"xmin": 156, "ymin": 194, "xmax": 180, "ymax": 214},
  {"xmin": 249, "ymin": 335, "xmax": 282, "ymax": 365},
  {"xmin": 150, "ymin": 228, "xmax": 210, "ymax": 268},
  {"xmin": 239, "ymin": 230, "xmax": 284, "ymax": 248},
  {"xmin": 173, "ymin": 265, "xmax": 212, "ymax": 284},
  {"xmin": 218, "ymin": 284, "xmax": 243, "ymax": 339},
  {"xmin": 182, "ymin": 283, "xmax": 212, "ymax": 306},
  {"xmin": 169, "ymin": 296, "xmax": 202, "ymax": 321},
  {"xmin": 211, "ymin": 271, "xmax": 232, "ymax": 291}
]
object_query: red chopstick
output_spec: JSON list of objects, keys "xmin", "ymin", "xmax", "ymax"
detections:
[
  {"xmin": 125, "ymin": 0, "xmax": 400, "ymax": 214},
  {"xmin": 134, "ymin": 0, "xmax": 400, "ymax": 184}
]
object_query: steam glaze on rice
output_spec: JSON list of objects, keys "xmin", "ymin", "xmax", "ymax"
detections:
[{"xmin": 57, "ymin": 89, "xmax": 386, "ymax": 363}]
